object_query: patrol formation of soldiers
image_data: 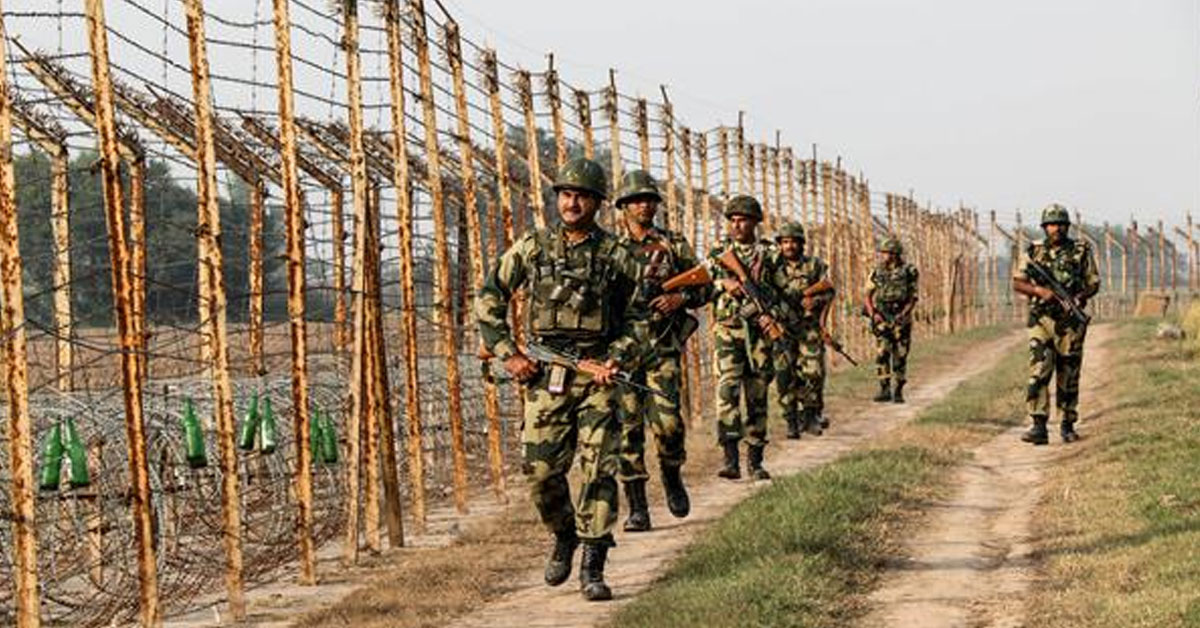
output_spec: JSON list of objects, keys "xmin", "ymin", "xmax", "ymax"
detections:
[{"xmin": 476, "ymin": 156, "xmax": 1097, "ymax": 601}]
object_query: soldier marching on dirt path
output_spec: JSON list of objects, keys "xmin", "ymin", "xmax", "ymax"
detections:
[
  {"xmin": 475, "ymin": 157, "xmax": 651, "ymax": 601},
  {"xmin": 706, "ymin": 195, "xmax": 788, "ymax": 481},
  {"xmin": 768, "ymin": 221, "xmax": 836, "ymax": 439},
  {"xmin": 1012, "ymin": 203, "xmax": 1100, "ymax": 445},
  {"xmin": 612, "ymin": 170, "xmax": 708, "ymax": 533},
  {"xmin": 865, "ymin": 237, "xmax": 920, "ymax": 403}
]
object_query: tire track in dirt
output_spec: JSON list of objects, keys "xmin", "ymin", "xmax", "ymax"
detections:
[
  {"xmin": 860, "ymin": 324, "xmax": 1116, "ymax": 628},
  {"xmin": 448, "ymin": 331, "xmax": 1024, "ymax": 628}
]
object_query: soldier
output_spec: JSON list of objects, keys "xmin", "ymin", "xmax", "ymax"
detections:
[
  {"xmin": 613, "ymin": 170, "xmax": 706, "ymax": 532},
  {"xmin": 475, "ymin": 157, "xmax": 648, "ymax": 601},
  {"xmin": 1012, "ymin": 204, "xmax": 1100, "ymax": 445},
  {"xmin": 865, "ymin": 237, "xmax": 919, "ymax": 403},
  {"xmin": 708, "ymin": 195, "xmax": 784, "ymax": 481},
  {"xmin": 769, "ymin": 221, "xmax": 835, "ymax": 439}
]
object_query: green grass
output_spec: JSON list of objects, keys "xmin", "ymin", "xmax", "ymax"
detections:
[
  {"xmin": 613, "ymin": 324, "xmax": 1028, "ymax": 628},
  {"xmin": 1029, "ymin": 318, "xmax": 1200, "ymax": 628}
]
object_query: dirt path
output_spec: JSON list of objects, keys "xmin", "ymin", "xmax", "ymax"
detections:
[
  {"xmin": 447, "ymin": 331, "xmax": 1023, "ymax": 628},
  {"xmin": 860, "ymin": 324, "xmax": 1116, "ymax": 628}
]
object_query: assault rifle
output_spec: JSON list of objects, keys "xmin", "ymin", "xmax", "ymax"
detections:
[
  {"xmin": 1026, "ymin": 261, "xmax": 1091, "ymax": 326},
  {"xmin": 524, "ymin": 341, "xmax": 678, "ymax": 403}
]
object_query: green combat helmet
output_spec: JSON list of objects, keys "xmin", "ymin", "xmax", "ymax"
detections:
[
  {"xmin": 615, "ymin": 169, "xmax": 662, "ymax": 207},
  {"xmin": 1041, "ymin": 203, "xmax": 1071, "ymax": 226},
  {"xmin": 552, "ymin": 156, "xmax": 608, "ymax": 199},
  {"xmin": 775, "ymin": 221, "xmax": 806, "ymax": 242},
  {"xmin": 724, "ymin": 195, "xmax": 763, "ymax": 220},
  {"xmin": 879, "ymin": 237, "xmax": 904, "ymax": 255}
]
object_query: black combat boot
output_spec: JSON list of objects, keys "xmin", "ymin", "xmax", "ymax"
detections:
[
  {"xmin": 579, "ymin": 540, "xmax": 613, "ymax": 601},
  {"xmin": 622, "ymin": 480, "xmax": 651, "ymax": 532},
  {"xmin": 544, "ymin": 529, "xmax": 579, "ymax": 586},
  {"xmin": 803, "ymin": 408, "xmax": 823, "ymax": 436},
  {"xmin": 820, "ymin": 414, "xmax": 831, "ymax": 429},
  {"xmin": 717, "ymin": 440, "xmax": 741, "ymax": 479},
  {"xmin": 1021, "ymin": 415, "xmax": 1049, "ymax": 445},
  {"xmin": 785, "ymin": 413, "xmax": 802, "ymax": 439},
  {"xmin": 873, "ymin": 380, "xmax": 892, "ymax": 402},
  {"xmin": 1061, "ymin": 419, "xmax": 1080, "ymax": 443},
  {"xmin": 661, "ymin": 464, "xmax": 691, "ymax": 518},
  {"xmin": 892, "ymin": 380, "xmax": 906, "ymax": 404},
  {"xmin": 747, "ymin": 445, "xmax": 771, "ymax": 480}
]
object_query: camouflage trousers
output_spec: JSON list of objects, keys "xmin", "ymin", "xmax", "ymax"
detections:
[
  {"xmin": 521, "ymin": 368, "xmax": 620, "ymax": 541},
  {"xmin": 617, "ymin": 351, "xmax": 686, "ymax": 481},
  {"xmin": 871, "ymin": 317, "xmax": 913, "ymax": 384},
  {"xmin": 772, "ymin": 326, "xmax": 827, "ymax": 422},
  {"xmin": 714, "ymin": 323, "xmax": 773, "ymax": 446},
  {"xmin": 1027, "ymin": 314, "xmax": 1087, "ymax": 422}
]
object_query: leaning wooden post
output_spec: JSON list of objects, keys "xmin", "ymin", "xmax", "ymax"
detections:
[
  {"xmin": 128, "ymin": 159, "xmax": 148, "ymax": 383},
  {"xmin": 380, "ymin": 0, "xmax": 418, "ymax": 540},
  {"xmin": 185, "ymin": 0, "xmax": 246, "ymax": 615},
  {"xmin": 545, "ymin": 54, "xmax": 567, "ymax": 173},
  {"xmin": 446, "ymin": 19, "xmax": 506, "ymax": 504},
  {"xmin": 1130, "ymin": 220, "xmax": 1140, "ymax": 301},
  {"xmin": 340, "ymin": 0, "xmax": 371, "ymax": 562},
  {"xmin": 1158, "ymin": 219, "xmax": 1167, "ymax": 294},
  {"xmin": 413, "ymin": 0, "xmax": 469, "ymax": 514},
  {"xmin": 248, "ymin": 179, "xmax": 266, "ymax": 375},
  {"xmin": 807, "ymin": 154, "xmax": 819, "ymax": 239},
  {"xmin": 361, "ymin": 184, "xmax": 382, "ymax": 554},
  {"xmin": 0, "ymin": 8, "xmax": 41, "ymax": 626},
  {"xmin": 821, "ymin": 162, "xmax": 833, "ymax": 276},
  {"xmin": 605, "ymin": 70, "xmax": 623, "ymax": 201},
  {"xmin": 698, "ymin": 131, "xmax": 713, "ymax": 253},
  {"xmin": 515, "ymin": 70, "xmax": 547, "ymax": 230},
  {"xmin": 680, "ymin": 124, "xmax": 703, "ymax": 425},
  {"xmin": 636, "ymin": 98, "xmax": 651, "ymax": 172},
  {"xmin": 660, "ymin": 90, "xmax": 677, "ymax": 230},
  {"xmin": 718, "ymin": 127, "xmax": 730, "ymax": 240},
  {"xmin": 784, "ymin": 146, "xmax": 795, "ymax": 223},
  {"xmin": 1188, "ymin": 212, "xmax": 1196, "ymax": 293},
  {"xmin": 736, "ymin": 113, "xmax": 746, "ymax": 194},
  {"xmin": 759, "ymin": 144, "xmax": 771, "ymax": 233},
  {"xmin": 271, "ymin": 0, "xmax": 317, "ymax": 581},
  {"xmin": 772, "ymin": 136, "xmax": 783, "ymax": 224},
  {"xmin": 575, "ymin": 89, "xmax": 595, "ymax": 159}
]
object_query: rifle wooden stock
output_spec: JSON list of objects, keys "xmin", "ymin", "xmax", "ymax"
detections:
[
  {"xmin": 660, "ymin": 264, "xmax": 713, "ymax": 292},
  {"xmin": 802, "ymin": 277, "xmax": 834, "ymax": 297}
]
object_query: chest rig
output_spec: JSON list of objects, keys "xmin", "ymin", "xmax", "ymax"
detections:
[
  {"xmin": 873, "ymin": 264, "xmax": 914, "ymax": 306},
  {"xmin": 1028, "ymin": 239, "xmax": 1086, "ymax": 319},
  {"xmin": 527, "ymin": 228, "xmax": 618, "ymax": 339},
  {"xmin": 714, "ymin": 241, "xmax": 767, "ymax": 324}
]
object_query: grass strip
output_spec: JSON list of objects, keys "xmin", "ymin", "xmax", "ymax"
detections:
[
  {"xmin": 1028, "ymin": 318, "xmax": 1200, "ymax": 628},
  {"xmin": 612, "ymin": 328, "xmax": 1027, "ymax": 628}
]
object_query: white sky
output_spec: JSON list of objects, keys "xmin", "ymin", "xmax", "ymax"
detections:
[{"xmin": 444, "ymin": 0, "xmax": 1199, "ymax": 231}]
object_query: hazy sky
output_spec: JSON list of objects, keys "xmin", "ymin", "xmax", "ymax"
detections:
[{"xmin": 444, "ymin": 0, "xmax": 1199, "ymax": 230}]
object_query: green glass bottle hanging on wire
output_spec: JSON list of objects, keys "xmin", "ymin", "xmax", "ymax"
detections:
[
  {"xmin": 183, "ymin": 397, "xmax": 208, "ymax": 469},
  {"xmin": 259, "ymin": 395, "xmax": 278, "ymax": 454},
  {"xmin": 63, "ymin": 417, "xmax": 91, "ymax": 488},
  {"xmin": 309, "ymin": 407, "xmax": 324, "ymax": 462},
  {"xmin": 237, "ymin": 393, "xmax": 261, "ymax": 451},
  {"xmin": 38, "ymin": 422, "xmax": 65, "ymax": 492},
  {"xmin": 320, "ymin": 411, "xmax": 339, "ymax": 465}
]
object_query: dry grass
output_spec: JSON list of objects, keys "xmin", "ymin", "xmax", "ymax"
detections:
[{"xmin": 1027, "ymin": 319, "xmax": 1200, "ymax": 628}]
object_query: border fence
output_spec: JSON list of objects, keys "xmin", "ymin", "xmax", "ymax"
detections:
[{"xmin": 0, "ymin": 1, "xmax": 1195, "ymax": 625}]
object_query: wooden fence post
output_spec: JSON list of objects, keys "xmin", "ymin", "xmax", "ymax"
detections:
[
  {"xmin": 412, "ymin": 0, "xmax": 470, "ymax": 515},
  {"xmin": 516, "ymin": 70, "xmax": 547, "ymax": 230},
  {"xmin": 270, "ymin": 0, "xmax": 317, "ymax": 581}
]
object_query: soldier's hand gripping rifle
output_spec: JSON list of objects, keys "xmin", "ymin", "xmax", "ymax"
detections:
[
  {"xmin": 713, "ymin": 249, "xmax": 788, "ymax": 340},
  {"xmin": 1026, "ymin": 261, "xmax": 1091, "ymax": 326},
  {"xmin": 815, "ymin": 290, "xmax": 859, "ymax": 367},
  {"xmin": 524, "ymin": 341, "xmax": 679, "ymax": 404}
]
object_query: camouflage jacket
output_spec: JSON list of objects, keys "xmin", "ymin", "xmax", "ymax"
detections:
[
  {"xmin": 620, "ymin": 225, "xmax": 710, "ymax": 348},
  {"xmin": 1013, "ymin": 237, "xmax": 1100, "ymax": 322},
  {"xmin": 867, "ymin": 261, "xmax": 919, "ymax": 312},
  {"xmin": 706, "ymin": 238, "xmax": 783, "ymax": 327},
  {"xmin": 475, "ymin": 224, "xmax": 649, "ymax": 365},
  {"xmin": 767, "ymin": 253, "xmax": 830, "ymax": 333}
]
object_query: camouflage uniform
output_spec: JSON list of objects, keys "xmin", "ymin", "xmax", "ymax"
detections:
[
  {"xmin": 477, "ymin": 224, "xmax": 646, "ymax": 544},
  {"xmin": 767, "ymin": 239, "xmax": 831, "ymax": 437},
  {"xmin": 617, "ymin": 226, "xmax": 705, "ymax": 482},
  {"xmin": 1013, "ymin": 207, "xmax": 1100, "ymax": 443},
  {"xmin": 709, "ymin": 239, "xmax": 780, "ymax": 452},
  {"xmin": 867, "ymin": 249, "xmax": 919, "ymax": 399}
]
